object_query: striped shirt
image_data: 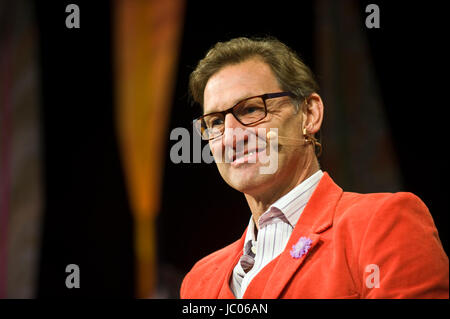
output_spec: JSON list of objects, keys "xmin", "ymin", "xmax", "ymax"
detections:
[{"xmin": 230, "ymin": 170, "xmax": 324, "ymax": 298}]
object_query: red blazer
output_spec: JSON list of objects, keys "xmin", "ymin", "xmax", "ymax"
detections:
[{"xmin": 180, "ymin": 172, "xmax": 449, "ymax": 299}]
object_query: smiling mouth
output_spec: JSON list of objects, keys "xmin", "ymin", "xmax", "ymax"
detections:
[{"xmin": 230, "ymin": 146, "xmax": 267, "ymax": 166}]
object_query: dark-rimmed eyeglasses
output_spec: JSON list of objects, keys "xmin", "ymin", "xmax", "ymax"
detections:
[{"xmin": 193, "ymin": 91, "xmax": 295, "ymax": 140}]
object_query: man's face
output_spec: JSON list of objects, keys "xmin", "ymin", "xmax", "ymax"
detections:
[{"xmin": 203, "ymin": 58, "xmax": 307, "ymax": 197}]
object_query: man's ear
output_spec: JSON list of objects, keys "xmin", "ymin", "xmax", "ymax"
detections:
[{"xmin": 303, "ymin": 93, "xmax": 324, "ymax": 134}]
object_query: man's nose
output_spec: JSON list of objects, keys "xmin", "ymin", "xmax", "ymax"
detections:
[{"xmin": 223, "ymin": 113, "xmax": 249, "ymax": 149}]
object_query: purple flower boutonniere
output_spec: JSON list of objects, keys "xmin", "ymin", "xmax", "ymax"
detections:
[{"xmin": 290, "ymin": 236, "xmax": 313, "ymax": 259}]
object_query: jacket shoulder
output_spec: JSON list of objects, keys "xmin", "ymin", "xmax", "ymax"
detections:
[
  {"xmin": 335, "ymin": 191, "xmax": 429, "ymax": 226},
  {"xmin": 180, "ymin": 238, "xmax": 242, "ymax": 298},
  {"xmin": 191, "ymin": 239, "xmax": 242, "ymax": 271},
  {"xmin": 333, "ymin": 191, "xmax": 448, "ymax": 298}
]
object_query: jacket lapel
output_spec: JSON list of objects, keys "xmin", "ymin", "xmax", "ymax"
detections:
[
  {"xmin": 259, "ymin": 172, "xmax": 343, "ymax": 298},
  {"xmin": 215, "ymin": 228, "xmax": 247, "ymax": 298},
  {"xmin": 217, "ymin": 251, "xmax": 243, "ymax": 298},
  {"xmin": 259, "ymin": 231, "xmax": 321, "ymax": 298}
]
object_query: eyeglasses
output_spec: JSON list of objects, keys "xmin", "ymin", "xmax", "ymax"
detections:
[{"xmin": 193, "ymin": 91, "xmax": 295, "ymax": 140}]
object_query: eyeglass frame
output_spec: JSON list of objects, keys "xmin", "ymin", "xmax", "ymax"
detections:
[{"xmin": 193, "ymin": 91, "xmax": 298, "ymax": 140}]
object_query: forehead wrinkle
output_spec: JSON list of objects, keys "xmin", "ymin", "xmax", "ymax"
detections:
[{"xmin": 203, "ymin": 58, "xmax": 281, "ymax": 114}]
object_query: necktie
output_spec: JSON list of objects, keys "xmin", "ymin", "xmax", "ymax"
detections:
[
  {"xmin": 239, "ymin": 208, "xmax": 289, "ymax": 273},
  {"xmin": 240, "ymin": 240, "xmax": 256, "ymax": 273}
]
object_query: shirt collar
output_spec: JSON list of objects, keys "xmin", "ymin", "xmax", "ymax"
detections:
[
  {"xmin": 244, "ymin": 170, "xmax": 324, "ymax": 244},
  {"xmin": 269, "ymin": 169, "xmax": 323, "ymax": 227},
  {"xmin": 245, "ymin": 216, "xmax": 257, "ymax": 244}
]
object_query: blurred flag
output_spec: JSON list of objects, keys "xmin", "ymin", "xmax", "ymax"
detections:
[
  {"xmin": 0, "ymin": 0, "xmax": 44, "ymax": 298},
  {"xmin": 113, "ymin": 0, "xmax": 184, "ymax": 298},
  {"xmin": 315, "ymin": 0, "xmax": 402, "ymax": 193}
]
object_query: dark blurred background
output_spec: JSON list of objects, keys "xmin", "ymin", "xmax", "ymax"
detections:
[{"xmin": 0, "ymin": 0, "xmax": 446, "ymax": 298}]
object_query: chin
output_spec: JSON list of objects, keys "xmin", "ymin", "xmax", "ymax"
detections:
[{"xmin": 219, "ymin": 163, "xmax": 273, "ymax": 194}]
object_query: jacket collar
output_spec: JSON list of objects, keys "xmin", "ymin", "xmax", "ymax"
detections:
[{"xmin": 299, "ymin": 171, "xmax": 342, "ymax": 235}]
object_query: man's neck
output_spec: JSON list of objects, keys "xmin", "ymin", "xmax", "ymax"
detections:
[{"xmin": 244, "ymin": 160, "xmax": 320, "ymax": 229}]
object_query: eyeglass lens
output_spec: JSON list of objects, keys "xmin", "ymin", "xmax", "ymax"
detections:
[{"xmin": 199, "ymin": 96, "xmax": 266, "ymax": 140}]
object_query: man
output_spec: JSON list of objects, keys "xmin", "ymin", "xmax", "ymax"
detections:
[{"xmin": 180, "ymin": 37, "xmax": 449, "ymax": 298}]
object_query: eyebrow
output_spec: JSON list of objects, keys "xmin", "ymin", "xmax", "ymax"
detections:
[{"xmin": 204, "ymin": 94, "xmax": 255, "ymax": 115}]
